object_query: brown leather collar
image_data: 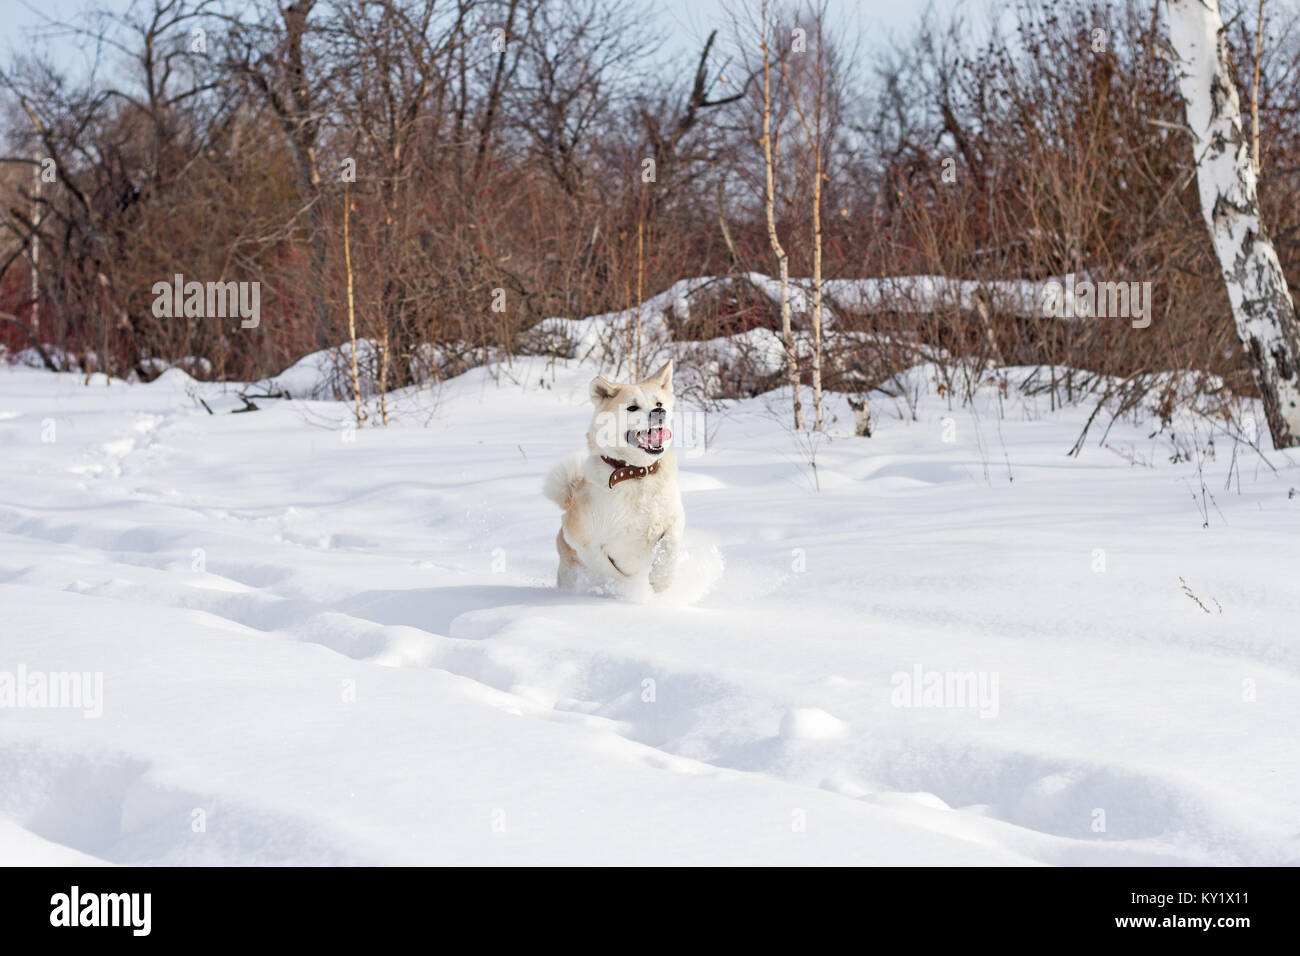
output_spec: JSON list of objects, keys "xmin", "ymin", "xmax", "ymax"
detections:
[{"xmin": 601, "ymin": 455, "xmax": 661, "ymax": 489}]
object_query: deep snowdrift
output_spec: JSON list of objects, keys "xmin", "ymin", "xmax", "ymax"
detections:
[{"xmin": 1, "ymin": 357, "xmax": 1297, "ymax": 865}]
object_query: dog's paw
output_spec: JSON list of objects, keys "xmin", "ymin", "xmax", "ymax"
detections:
[
  {"xmin": 652, "ymin": 542, "xmax": 724, "ymax": 605},
  {"xmin": 649, "ymin": 574, "xmax": 674, "ymax": 594}
]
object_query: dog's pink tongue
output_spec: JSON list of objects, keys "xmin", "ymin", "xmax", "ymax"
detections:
[{"xmin": 652, "ymin": 427, "xmax": 671, "ymax": 443}]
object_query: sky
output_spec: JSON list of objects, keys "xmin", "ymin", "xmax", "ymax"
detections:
[
  {"xmin": 657, "ymin": 0, "xmax": 955, "ymax": 49},
  {"xmin": 0, "ymin": 0, "xmax": 962, "ymax": 80},
  {"xmin": 8, "ymin": 0, "xmax": 1300, "ymax": 100}
]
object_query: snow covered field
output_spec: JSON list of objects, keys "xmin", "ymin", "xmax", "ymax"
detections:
[{"xmin": 1, "ymin": 356, "xmax": 1298, "ymax": 866}]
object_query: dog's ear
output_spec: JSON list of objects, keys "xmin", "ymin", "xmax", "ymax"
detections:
[
  {"xmin": 589, "ymin": 376, "xmax": 618, "ymax": 404},
  {"xmin": 643, "ymin": 360, "xmax": 673, "ymax": 390}
]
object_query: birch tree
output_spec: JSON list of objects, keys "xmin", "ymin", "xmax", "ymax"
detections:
[
  {"xmin": 1167, "ymin": 0, "xmax": 1300, "ymax": 448},
  {"xmin": 761, "ymin": 0, "xmax": 803, "ymax": 430},
  {"xmin": 786, "ymin": 2, "xmax": 830, "ymax": 431}
]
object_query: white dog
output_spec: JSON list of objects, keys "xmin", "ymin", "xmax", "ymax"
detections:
[{"xmin": 543, "ymin": 361, "xmax": 684, "ymax": 592}]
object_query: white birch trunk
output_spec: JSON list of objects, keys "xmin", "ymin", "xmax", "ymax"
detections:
[
  {"xmin": 1168, "ymin": 0, "xmax": 1300, "ymax": 448},
  {"xmin": 761, "ymin": 1, "xmax": 803, "ymax": 431}
]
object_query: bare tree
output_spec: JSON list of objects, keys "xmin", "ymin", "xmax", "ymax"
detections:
[
  {"xmin": 2, "ymin": 0, "xmax": 226, "ymax": 375},
  {"xmin": 473, "ymin": 0, "xmax": 529, "ymax": 182},
  {"xmin": 509, "ymin": 0, "xmax": 655, "ymax": 197},
  {"xmin": 225, "ymin": 1, "xmax": 334, "ymax": 346}
]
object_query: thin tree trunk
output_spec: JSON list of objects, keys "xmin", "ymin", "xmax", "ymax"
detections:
[
  {"xmin": 785, "ymin": 4, "xmax": 829, "ymax": 429},
  {"xmin": 761, "ymin": 1, "xmax": 802, "ymax": 430},
  {"xmin": 623, "ymin": 247, "xmax": 633, "ymax": 380},
  {"xmin": 379, "ymin": 319, "xmax": 389, "ymax": 426},
  {"xmin": 284, "ymin": 2, "xmax": 329, "ymax": 350},
  {"xmin": 99, "ymin": 275, "xmax": 110, "ymax": 386},
  {"xmin": 634, "ymin": 213, "xmax": 644, "ymax": 380},
  {"xmin": 1168, "ymin": 0, "xmax": 1300, "ymax": 448},
  {"xmin": 974, "ymin": 289, "xmax": 1006, "ymax": 367},
  {"xmin": 810, "ymin": 142, "xmax": 824, "ymax": 431},
  {"xmin": 716, "ymin": 177, "xmax": 740, "ymax": 267},
  {"xmin": 30, "ymin": 153, "xmax": 40, "ymax": 335},
  {"xmin": 343, "ymin": 183, "xmax": 363, "ymax": 427},
  {"xmin": 808, "ymin": 25, "xmax": 826, "ymax": 433}
]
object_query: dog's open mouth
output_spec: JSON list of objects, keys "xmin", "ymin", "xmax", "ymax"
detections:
[{"xmin": 628, "ymin": 427, "xmax": 671, "ymax": 455}]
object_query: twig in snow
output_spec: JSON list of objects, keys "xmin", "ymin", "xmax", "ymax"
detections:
[{"xmin": 1179, "ymin": 576, "xmax": 1221, "ymax": 614}]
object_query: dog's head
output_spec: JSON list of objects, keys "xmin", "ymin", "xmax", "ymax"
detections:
[{"xmin": 587, "ymin": 361, "xmax": 675, "ymax": 465}]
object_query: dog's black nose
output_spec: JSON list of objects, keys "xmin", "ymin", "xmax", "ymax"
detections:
[{"xmin": 649, "ymin": 406, "xmax": 666, "ymax": 425}]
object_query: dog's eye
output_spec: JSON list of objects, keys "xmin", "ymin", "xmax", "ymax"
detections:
[{"xmin": 626, "ymin": 404, "xmax": 640, "ymax": 412}]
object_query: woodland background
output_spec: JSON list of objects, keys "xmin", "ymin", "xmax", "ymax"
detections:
[{"xmin": 2, "ymin": 0, "xmax": 1298, "ymax": 425}]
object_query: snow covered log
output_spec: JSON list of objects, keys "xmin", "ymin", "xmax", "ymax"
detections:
[{"xmin": 1167, "ymin": 0, "xmax": 1300, "ymax": 448}]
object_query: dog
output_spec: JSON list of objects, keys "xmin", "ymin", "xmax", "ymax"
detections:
[{"xmin": 543, "ymin": 360, "xmax": 684, "ymax": 593}]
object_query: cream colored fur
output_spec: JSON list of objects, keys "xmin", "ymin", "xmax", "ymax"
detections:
[{"xmin": 543, "ymin": 361, "xmax": 684, "ymax": 592}]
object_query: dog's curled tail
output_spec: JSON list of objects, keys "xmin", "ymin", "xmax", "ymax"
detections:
[{"xmin": 543, "ymin": 452, "xmax": 586, "ymax": 509}]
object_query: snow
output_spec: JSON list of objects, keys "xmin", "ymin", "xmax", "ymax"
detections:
[
  {"xmin": 532, "ymin": 273, "xmax": 1082, "ymax": 372},
  {"xmin": 256, "ymin": 338, "xmax": 381, "ymax": 400},
  {"xmin": 1, "ymin": 356, "xmax": 1298, "ymax": 865}
]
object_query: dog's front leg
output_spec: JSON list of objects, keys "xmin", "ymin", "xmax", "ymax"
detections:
[{"xmin": 649, "ymin": 520, "xmax": 682, "ymax": 593}]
